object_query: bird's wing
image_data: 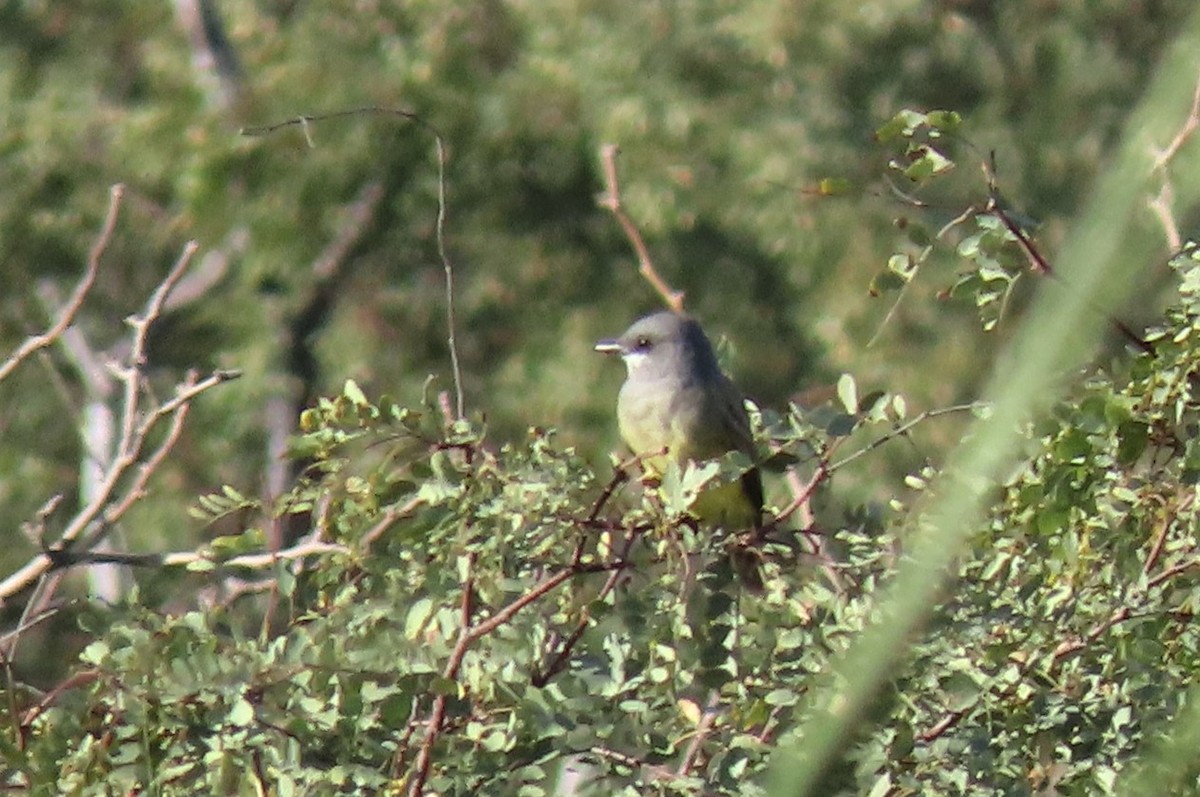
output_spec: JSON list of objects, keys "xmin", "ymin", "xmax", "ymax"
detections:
[
  {"xmin": 716, "ymin": 375, "xmax": 757, "ymax": 458},
  {"xmin": 715, "ymin": 376, "xmax": 764, "ymax": 525}
]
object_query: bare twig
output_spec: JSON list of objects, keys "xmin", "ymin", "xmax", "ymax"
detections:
[
  {"xmin": 0, "ymin": 185, "xmax": 123, "ymax": 384},
  {"xmin": 40, "ymin": 538, "xmax": 348, "ymax": 571},
  {"xmin": 34, "ymin": 283, "xmax": 111, "ymax": 400},
  {"xmin": 1, "ymin": 237, "xmax": 240, "ymax": 615},
  {"xmin": 1147, "ymin": 182, "xmax": 1183, "ymax": 253},
  {"xmin": 1146, "ymin": 555, "xmax": 1200, "ymax": 590},
  {"xmin": 585, "ymin": 460, "xmax": 633, "ymax": 523},
  {"xmin": 773, "ymin": 403, "xmax": 984, "ymax": 525},
  {"xmin": 164, "ymin": 231, "xmax": 242, "ymax": 311},
  {"xmin": 831, "ymin": 402, "xmax": 986, "ymax": 473},
  {"xmin": 0, "ymin": 603, "xmax": 63, "ymax": 648},
  {"xmin": 360, "ymin": 496, "xmax": 426, "ymax": 549},
  {"xmin": 776, "ymin": 457, "xmax": 833, "ymax": 528},
  {"xmin": 20, "ymin": 496, "xmax": 64, "ymax": 547},
  {"xmin": 18, "ymin": 669, "xmax": 102, "ymax": 728},
  {"xmin": 406, "ymin": 552, "xmax": 479, "ymax": 797},
  {"xmin": 1143, "ymin": 490, "xmax": 1191, "ymax": 576},
  {"xmin": 867, "ymin": 202, "xmax": 980, "ymax": 349},
  {"xmin": 1153, "ymin": 70, "xmax": 1200, "ymax": 169},
  {"xmin": 241, "ymin": 107, "xmax": 465, "ymax": 419},
  {"xmin": 389, "ymin": 692, "xmax": 427, "ymax": 778},
  {"xmin": 676, "ymin": 691, "xmax": 721, "ymax": 776},
  {"xmin": 531, "ymin": 532, "xmax": 636, "ymax": 687},
  {"xmin": 0, "ymin": 368, "xmax": 239, "ymax": 607},
  {"xmin": 983, "ymin": 161, "xmax": 1155, "ymax": 355},
  {"xmin": 598, "ymin": 144, "xmax": 686, "ymax": 313},
  {"xmin": 1148, "ymin": 72, "xmax": 1200, "ymax": 251}
]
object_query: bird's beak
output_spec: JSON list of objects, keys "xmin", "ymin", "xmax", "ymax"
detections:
[{"xmin": 594, "ymin": 339, "xmax": 622, "ymax": 355}]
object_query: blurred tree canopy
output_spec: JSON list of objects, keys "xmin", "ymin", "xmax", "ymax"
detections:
[{"xmin": 5, "ymin": 1, "xmax": 1200, "ymax": 794}]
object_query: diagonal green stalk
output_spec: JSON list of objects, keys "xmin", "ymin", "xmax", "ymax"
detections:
[{"xmin": 767, "ymin": 8, "xmax": 1200, "ymax": 794}]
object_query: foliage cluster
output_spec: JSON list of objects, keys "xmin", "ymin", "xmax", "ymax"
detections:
[{"xmin": 11, "ymin": 239, "xmax": 1200, "ymax": 794}]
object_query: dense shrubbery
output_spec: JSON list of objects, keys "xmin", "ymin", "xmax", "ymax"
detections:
[
  {"xmin": 9, "ymin": 245, "xmax": 1200, "ymax": 794},
  {"xmin": 6, "ymin": 3, "xmax": 1200, "ymax": 795}
]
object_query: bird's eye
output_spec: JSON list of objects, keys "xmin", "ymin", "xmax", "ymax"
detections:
[{"xmin": 634, "ymin": 336, "xmax": 652, "ymax": 351}]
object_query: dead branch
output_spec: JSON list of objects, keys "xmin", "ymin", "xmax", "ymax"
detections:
[
  {"xmin": 0, "ymin": 185, "xmax": 123, "ymax": 384},
  {"xmin": 1148, "ymin": 71, "xmax": 1200, "ymax": 251},
  {"xmin": 598, "ymin": 144, "xmax": 686, "ymax": 313},
  {"xmin": 0, "ymin": 367, "xmax": 239, "ymax": 608},
  {"xmin": 39, "ymin": 538, "xmax": 348, "ymax": 571}
]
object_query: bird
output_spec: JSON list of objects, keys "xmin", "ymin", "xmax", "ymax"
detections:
[{"xmin": 594, "ymin": 311, "xmax": 763, "ymax": 532}]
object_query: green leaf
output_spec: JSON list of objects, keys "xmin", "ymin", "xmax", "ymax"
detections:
[
  {"xmin": 405, "ymin": 598, "xmax": 434, "ymax": 640},
  {"xmin": 764, "ymin": 689, "xmax": 799, "ymax": 707},
  {"xmin": 342, "ymin": 378, "xmax": 369, "ymax": 406},
  {"xmin": 837, "ymin": 374, "xmax": 858, "ymax": 414},
  {"xmin": 869, "ymin": 269, "xmax": 909, "ymax": 295},
  {"xmin": 228, "ymin": 697, "xmax": 255, "ymax": 727},
  {"xmin": 817, "ymin": 177, "xmax": 853, "ymax": 196}
]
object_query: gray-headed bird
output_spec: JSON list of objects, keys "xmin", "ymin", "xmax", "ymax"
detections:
[{"xmin": 595, "ymin": 311, "xmax": 763, "ymax": 533}]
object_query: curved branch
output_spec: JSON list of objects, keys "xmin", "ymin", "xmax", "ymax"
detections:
[
  {"xmin": 598, "ymin": 144, "xmax": 685, "ymax": 313},
  {"xmin": 0, "ymin": 185, "xmax": 123, "ymax": 384}
]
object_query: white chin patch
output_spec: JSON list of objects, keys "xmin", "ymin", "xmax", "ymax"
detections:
[{"xmin": 622, "ymin": 351, "xmax": 649, "ymax": 374}]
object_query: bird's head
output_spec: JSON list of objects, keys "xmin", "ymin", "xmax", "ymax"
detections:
[{"xmin": 595, "ymin": 311, "xmax": 719, "ymax": 379}]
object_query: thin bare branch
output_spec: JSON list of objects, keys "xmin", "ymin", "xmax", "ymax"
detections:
[
  {"xmin": 18, "ymin": 669, "xmax": 102, "ymax": 728},
  {"xmin": 867, "ymin": 202, "xmax": 979, "ymax": 349},
  {"xmin": 598, "ymin": 144, "xmax": 686, "ymax": 313},
  {"xmin": 1153, "ymin": 70, "xmax": 1200, "ymax": 169},
  {"xmin": 1148, "ymin": 72, "xmax": 1200, "ymax": 251},
  {"xmin": 44, "ymin": 539, "xmax": 348, "ymax": 570},
  {"xmin": 20, "ymin": 495, "xmax": 64, "ymax": 548},
  {"xmin": 1147, "ymin": 182, "xmax": 1183, "ymax": 253},
  {"xmin": 360, "ymin": 496, "xmax": 426, "ymax": 549},
  {"xmin": 406, "ymin": 553, "xmax": 478, "ymax": 797},
  {"xmin": 986, "ymin": 195, "xmax": 1155, "ymax": 355},
  {"xmin": 167, "ymin": 539, "xmax": 350, "ymax": 570},
  {"xmin": 676, "ymin": 691, "xmax": 721, "ymax": 776},
  {"xmin": 0, "ymin": 368, "xmax": 239, "ymax": 607},
  {"xmin": 164, "ymin": 231, "xmax": 242, "ymax": 311},
  {"xmin": 0, "ymin": 603, "xmax": 63, "ymax": 648},
  {"xmin": 0, "ymin": 185, "xmax": 123, "ymax": 383},
  {"xmin": 531, "ymin": 532, "xmax": 636, "ymax": 687},
  {"xmin": 242, "ymin": 107, "xmax": 465, "ymax": 419}
]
